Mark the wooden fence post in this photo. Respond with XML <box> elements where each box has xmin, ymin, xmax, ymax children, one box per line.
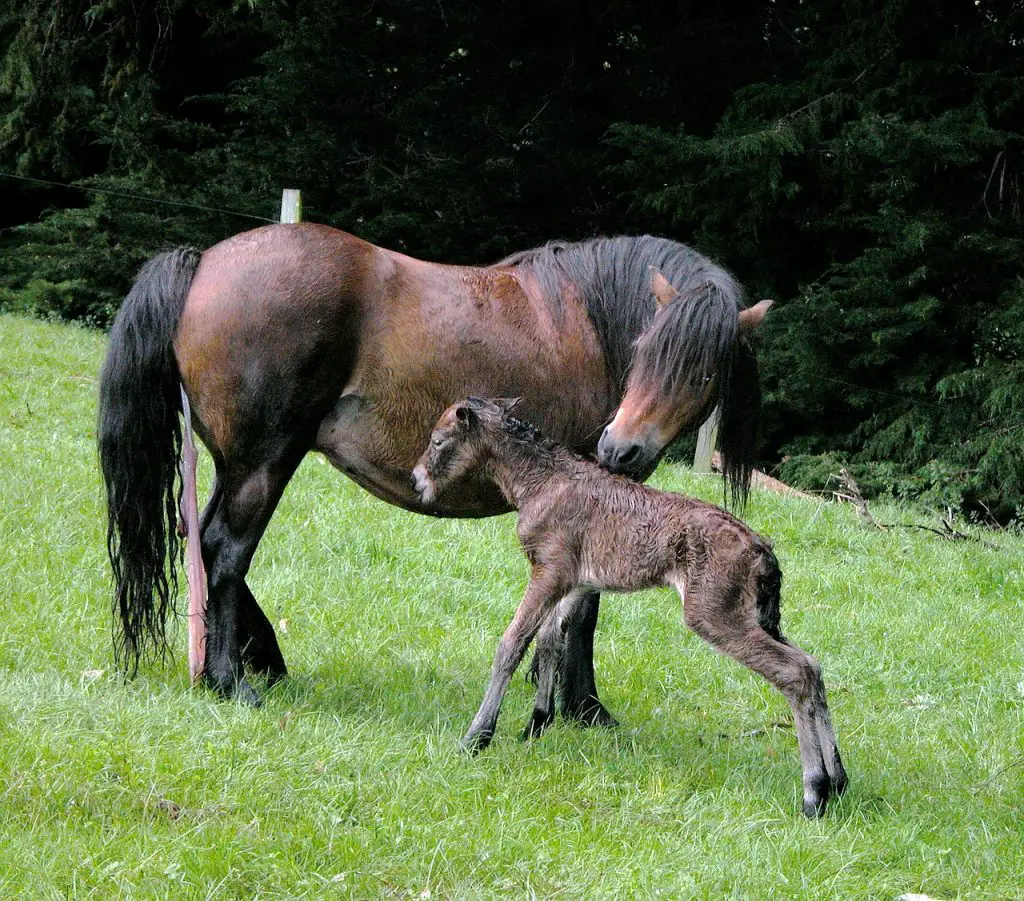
<box><xmin>181</xmin><ymin>387</ymin><xmax>207</xmax><ymax>685</ymax></box>
<box><xmin>280</xmin><ymin>188</ymin><xmax>302</xmax><ymax>224</ymax></box>
<box><xmin>692</xmin><ymin>405</ymin><xmax>720</xmax><ymax>474</ymax></box>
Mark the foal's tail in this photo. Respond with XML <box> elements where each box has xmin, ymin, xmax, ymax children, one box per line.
<box><xmin>98</xmin><ymin>248</ymin><xmax>202</xmax><ymax>675</ymax></box>
<box><xmin>754</xmin><ymin>542</ymin><xmax>784</xmax><ymax>642</ymax></box>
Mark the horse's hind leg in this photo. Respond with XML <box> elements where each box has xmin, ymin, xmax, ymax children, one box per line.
<box><xmin>680</xmin><ymin>580</ymin><xmax>842</xmax><ymax>818</ymax></box>
<box><xmin>201</xmin><ymin>475</ymin><xmax>287</xmax><ymax>683</ymax></box>
<box><xmin>201</xmin><ymin>450</ymin><xmax>305</xmax><ymax>704</ymax></box>
<box><xmin>557</xmin><ymin>590</ymin><xmax>618</xmax><ymax>728</ymax></box>
<box><xmin>236</xmin><ymin>582</ymin><xmax>287</xmax><ymax>682</ymax></box>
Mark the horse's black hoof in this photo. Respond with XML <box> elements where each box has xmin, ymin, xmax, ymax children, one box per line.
<box><xmin>563</xmin><ymin>698</ymin><xmax>618</xmax><ymax>729</ymax></box>
<box><xmin>802</xmin><ymin>797</ymin><xmax>827</xmax><ymax>819</ymax></box>
<box><xmin>522</xmin><ymin>708</ymin><xmax>554</xmax><ymax>742</ymax></box>
<box><xmin>234</xmin><ymin>678</ymin><xmax>263</xmax><ymax>708</ymax></box>
<box><xmin>244</xmin><ymin>646</ymin><xmax>288</xmax><ymax>683</ymax></box>
<box><xmin>260</xmin><ymin>665</ymin><xmax>288</xmax><ymax>688</ymax></box>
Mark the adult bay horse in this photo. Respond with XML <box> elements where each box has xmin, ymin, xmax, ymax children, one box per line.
<box><xmin>98</xmin><ymin>224</ymin><xmax>771</xmax><ymax>710</ymax></box>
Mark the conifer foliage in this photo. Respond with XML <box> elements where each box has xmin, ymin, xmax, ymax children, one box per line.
<box><xmin>1</xmin><ymin>0</ymin><xmax>1021</xmax><ymax>517</ymax></box>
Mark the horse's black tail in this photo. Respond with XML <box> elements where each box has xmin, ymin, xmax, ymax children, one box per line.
<box><xmin>98</xmin><ymin>248</ymin><xmax>202</xmax><ymax>675</ymax></box>
<box><xmin>754</xmin><ymin>542</ymin><xmax>785</xmax><ymax>642</ymax></box>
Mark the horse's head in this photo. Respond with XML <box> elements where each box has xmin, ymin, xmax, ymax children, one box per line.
<box><xmin>413</xmin><ymin>397</ymin><xmax>519</xmax><ymax>504</ymax></box>
<box><xmin>597</xmin><ymin>268</ymin><xmax>772</xmax><ymax>485</ymax></box>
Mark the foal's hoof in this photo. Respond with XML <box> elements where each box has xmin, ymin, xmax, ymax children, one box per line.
<box><xmin>522</xmin><ymin>708</ymin><xmax>554</xmax><ymax>742</ymax></box>
<box><xmin>460</xmin><ymin>730</ymin><xmax>493</xmax><ymax>756</ymax></box>
<box><xmin>563</xmin><ymin>697</ymin><xmax>618</xmax><ymax>729</ymax></box>
<box><xmin>802</xmin><ymin>775</ymin><xmax>831</xmax><ymax>819</ymax></box>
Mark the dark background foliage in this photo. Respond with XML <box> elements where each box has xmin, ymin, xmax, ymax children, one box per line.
<box><xmin>2</xmin><ymin>0</ymin><xmax>1021</xmax><ymax>520</ymax></box>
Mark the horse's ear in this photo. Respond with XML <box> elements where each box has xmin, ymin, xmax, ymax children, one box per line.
<box><xmin>455</xmin><ymin>404</ymin><xmax>478</xmax><ymax>427</ymax></box>
<box><xmin>650</xmin><ymin>268</ymin><xmax>679</xmax><ymax>309</ymax></box>
<box><xmin>494</xmin><ymin>397</ymin><xmax>522</xmax><ymax>414</ymax></box>
<box><xmin>738</xmin><ymin>299</ymin><xmax>774</xmax><ymax>332</ymax></box>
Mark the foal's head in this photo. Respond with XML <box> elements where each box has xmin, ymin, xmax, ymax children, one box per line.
<box><xmin>597</xmin><ymin>268</ymin><xmax>772</xmax><ymax>484</ymax></box>
<box><xmin>412</xmin><ymin>397</ymin><xmax>520</xmax><ymax>504</ymax></box>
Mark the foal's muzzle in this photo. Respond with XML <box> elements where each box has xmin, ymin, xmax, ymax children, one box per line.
<box><xmin>411</xmin><ymin>464</ymin><xmax>436</xmax><ymax>504</ymax></box>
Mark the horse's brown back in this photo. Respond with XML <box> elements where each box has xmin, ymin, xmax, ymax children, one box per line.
<box><xmin>174</xmin><ymin>223</ymin><xmax>616</xmax><ymax>514</ymax></box>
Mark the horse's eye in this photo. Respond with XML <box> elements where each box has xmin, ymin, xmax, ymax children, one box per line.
<box><xmin>432</xmin><ymin>437</ymin><xmax>445</xmax><ymax>448</ymax></box>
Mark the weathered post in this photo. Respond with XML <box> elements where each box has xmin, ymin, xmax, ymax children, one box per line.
<box><xmin>280</xmin><ymin>188</ymin><xmax>302</xmax><ymax>224</ymax></box>
<box><xmin>692</xmin><ymin>406</ymin><xmax>720</xmax><ymax>474</ymax></box>
<box><xmin>181</xmin><ymin>387</ymin><xmax>207</xmax><ymax>684</ymax></box>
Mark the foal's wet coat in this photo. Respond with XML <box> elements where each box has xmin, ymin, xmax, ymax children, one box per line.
<box><xmin>414</xmin><ymin>398</ymin><xmax>848</xmax><ymax>818</ymax></box>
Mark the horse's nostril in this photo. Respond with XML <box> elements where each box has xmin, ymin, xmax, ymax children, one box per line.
<box><xmin>618</xmin><ymin>444</ymin><xmax>642</xmax><ymax>467</ymax></box>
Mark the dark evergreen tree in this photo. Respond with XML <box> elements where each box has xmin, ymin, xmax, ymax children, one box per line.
<box><xmin>611</xmin><ymin>0</ymin><xmax>1024</xmax><ymax>518</ymax></box>
<box><xmin>1</xmin><ymin>0</ymin><xmax>1020</xmax><ymax>517</ymax></box>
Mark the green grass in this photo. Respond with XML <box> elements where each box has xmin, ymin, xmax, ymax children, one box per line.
<box><xmin>1</xmin><ymin>312</ymin><xmax>1022</xmax><ymax>899</ymax></box>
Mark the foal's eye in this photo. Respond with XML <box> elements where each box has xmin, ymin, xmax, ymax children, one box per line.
<box><xmin>431</xmin><ymin>437</ymin><xmax>445</xmax><ymax>448</ymax></box>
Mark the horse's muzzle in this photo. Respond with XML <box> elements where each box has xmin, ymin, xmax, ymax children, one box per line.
<box><xmin>596</xmin><ymin>426</ymin><xmax>654</xmax><ymax>479</ymax></box>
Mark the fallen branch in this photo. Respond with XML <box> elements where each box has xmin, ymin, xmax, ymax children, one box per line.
<box><xmin>834</xmin><ymin>468</ymin><xmax>882</xmax><ymax>529</ymax></box>
<box><xmin>832</xmin><ymin>469</ymin><xmax>999</xmax><ymax>548</ymax></box>
<box><xmin>710</xmin><ymin>451</ymin><xmax>821</xmax><ymax>501</ymax></box>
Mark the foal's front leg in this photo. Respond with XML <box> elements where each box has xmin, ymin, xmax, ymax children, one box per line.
<box><xmin>462</xmin><ymin>569</ymin><xmax>565</xmax><ymax>753</ymax></box>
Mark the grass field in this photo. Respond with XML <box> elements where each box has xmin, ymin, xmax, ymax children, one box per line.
<box><xmin>1</xmin><ymin>313</ymin><xmax>1022</xmax><ymax>899</ymax></box>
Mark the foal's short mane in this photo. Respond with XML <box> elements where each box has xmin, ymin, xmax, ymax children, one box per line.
<box><xmin>499</xmin><ymin>413</ymin><xmax>582</xmax><ymax>464</ymax></box>
<box><xmin>495</xmin><ymin>235</ymin><xmax>761</xmax><ymax>508</ymax></box>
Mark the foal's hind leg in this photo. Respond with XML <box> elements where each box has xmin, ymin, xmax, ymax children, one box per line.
<box><xmin>523</xmin><ymin>599</ymin><xmax>572</xmax><ymax>740</ymax></box>
<box><xmin>201</xmin><ymin>477</ymin><xmax>286</xmax><ymax>683</ymax></box>
<box><xmin>680</xmin><ymin>580</ymin><xmax>843</xmax><ymax>818</ymax></box>
<box><xmin>201</xmin><ymin>452</ymin><xmax>304</xmax><ymax>704</ymax></box>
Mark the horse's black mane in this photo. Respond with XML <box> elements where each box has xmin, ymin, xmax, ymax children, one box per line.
<box><xmin>494</xmin><ymin>235</ymin><xmax>761</xmax><ymax>508</ymax></box>
<box><xmin>496</xmin><ymin>235</ymin><xmax>739</xmax><ymax>390</ymax></box>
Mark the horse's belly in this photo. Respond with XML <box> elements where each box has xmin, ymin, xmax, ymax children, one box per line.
<box><xmin>313</xmin><ymin>392</ymin><xmax>509</xmax><ymax>518</ymax></box>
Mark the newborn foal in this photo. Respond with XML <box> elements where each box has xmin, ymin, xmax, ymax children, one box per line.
<box><xmin>412</xmin><ymin>397</ymin><xmax>848</xmax><ymax>817</ymax></box>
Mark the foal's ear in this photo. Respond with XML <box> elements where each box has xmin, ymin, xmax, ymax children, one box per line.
<box><xmin>738</xmin><ymin>298</ymin><xmax>774</xmax><ymax>333</ymax></box>
<box><xmin>493</xmin><ymin>397</ymin><xmax>522</xmax><ymax>414</ymax></box>
<box><xmin>650</xmin><ymin>268</ymin><xmax>679</xmax><ymax>309</ymax></box>
<box><xmin>455</xmin><ymin>404</ymin><xmax>479</xmax><ymax>427</ymax></box>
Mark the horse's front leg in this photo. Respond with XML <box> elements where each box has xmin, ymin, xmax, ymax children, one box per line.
<box><xmin>463</xmin><ymin>571</ymin><xmax>565</xmax><ymax>753</ymax></box>
<box><xmin>557</xmin><ymin>590</ymin><xmax>619</xmax><ymax>727</ymax></box>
